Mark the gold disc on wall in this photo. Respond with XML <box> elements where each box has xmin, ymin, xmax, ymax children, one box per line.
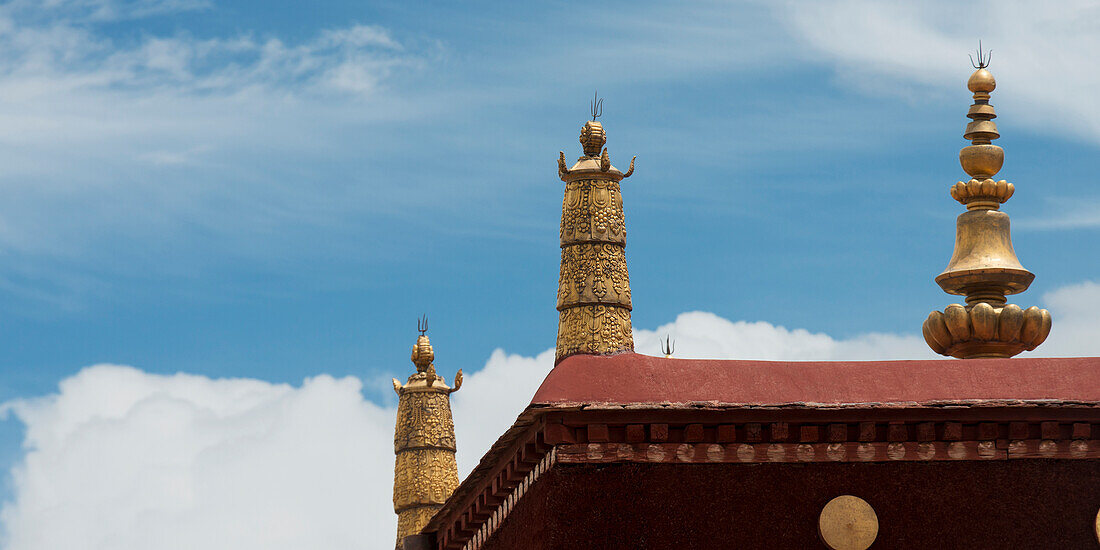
<box><xmin>818</xmin><ymin>495</ymin><xmax>878</xmax><ymax>550</ymax></box>
<box><xmin>1094</xmin><ymin>508</ymin><xmax>1100</xmax><ymax>544</ymax></box>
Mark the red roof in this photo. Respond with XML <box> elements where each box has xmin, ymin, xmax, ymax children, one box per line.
<box><xmin>533</xmin><ymin>353</ymin><xmax>1100</xmax><ymax>407</ymax></box>
<box><xmin>425</xmin><ymin>353</ymin><xmax>1100</xmax><ymax>549</ymax></box>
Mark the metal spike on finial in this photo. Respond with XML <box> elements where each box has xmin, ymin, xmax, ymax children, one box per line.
<box><xmin>969</xmin><ymin>40</ymin><xmax>991</xmax><ymax>69</ymax></box>
<box><xmin>661</xmin><ymin>335</ymin><xmax>675</xmax><ymax>358</ymax></box>
<box><xmin>590</xmin><ymin>90</ymin><xmax>603</xmax><ymax>120</ymax></box>
<box><xmin>417</xmin><ymin>315</ymin><xmax>428</xmax><ymax>335</ymax></box>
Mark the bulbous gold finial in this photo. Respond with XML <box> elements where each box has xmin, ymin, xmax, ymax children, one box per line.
<box><xmin>923</xmin><ymin>48</ymin><xmax>1051</xmax><ymax>359</ymax></box>
<box><xmin>967</xmin><ymin>68</ymin><xmax>995</xmax><ymax>93</ymax></box>
<box><xmin>580</xmin><ymin>121</ymin><xmax>606</xmax><ymax>157</ymax></box>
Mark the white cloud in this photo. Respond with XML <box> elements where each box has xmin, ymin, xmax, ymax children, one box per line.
<box><xmin>1</xmin><ymin>366</ymin><xmax>397</xmax><ymax>549</ymax></box>
<box><xmin>3</xmin><ymin>287</ymin><xmax>1099</xmax><ymax>548</ymax></box>
<box><xmin>1035</xmin><ymin>280</ymin><xmax>1100</xmax><ymax>357</ymax></box>
<box><xmin>450</xmin><ymin>348</ymin><xmax>556</xmax><ymax>475</ymax></box>
<box><xmin>1016</xmin><ymin>199</ymin><xmax>1100</xmax><ymax>230</ymax></box>
<box><xmin>634</xmin><ymin>311</ymin><xmax>935</xmax><ymax>361</ymax></box>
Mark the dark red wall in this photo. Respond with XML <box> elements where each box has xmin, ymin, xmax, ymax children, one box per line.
<box><xmin>482</xmin><ymin>460</ymin><xmax>1100</xmax><ymax>549</ymax></box>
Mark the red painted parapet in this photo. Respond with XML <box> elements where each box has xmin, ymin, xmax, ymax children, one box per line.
<box><xmin>532</xmin><ymin>353</ymin><xmax>1100</xmax><ymax>406</ymax></box>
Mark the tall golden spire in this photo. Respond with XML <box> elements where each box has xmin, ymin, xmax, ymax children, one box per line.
<box><xmin>391</xmin><ymin>318</ymin><xmax>461</xmax><ymax>549</ymax></box>
<box><xmin>922</xmin><ymin>49</ymin><xmax>1051</xmax><ymax>358</ymax></box>
<box><xmin>555</xmin><ymin>95</ymin><xmax>637</xmax><ymax>363</ymax></box>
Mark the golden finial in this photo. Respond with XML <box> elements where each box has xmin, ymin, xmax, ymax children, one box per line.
<box><xmin>555</xmin><ymin>97</ymin><xmax>637</xmax><ymax>362</ymax></box>
<box><xmin>922</xmin><ymin>46</ymin><xmax>1052</xmax><ymax>359</ymax></box>
<box><xmin>396</xmin><ymin>315</ymin><xmax>461</xmax><ymax>393</ymax></box>
<box><xmin>392</xmin><ymin>319</ymin><xmax>461</xmax><ymax>548</ymax></box>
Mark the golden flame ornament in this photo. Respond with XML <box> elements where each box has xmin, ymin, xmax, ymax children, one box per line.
<box><xmin>923</xmin><ymin>54</ymin><xmax>1051</xmax><ymax>358</ymax></box>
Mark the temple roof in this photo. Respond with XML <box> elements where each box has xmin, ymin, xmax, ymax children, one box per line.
<box><xmin>533</xmin><ymin>353</ymin><xmax>1100</xmax><ymax>408</ymax></box>
<box><xmin>422</xmin><ymin>354</ymin><xmax>1100</xmax><ymax>548</ymax></box>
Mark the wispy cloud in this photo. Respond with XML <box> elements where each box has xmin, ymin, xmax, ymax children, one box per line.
<box><xmin>1</xmin><ymin>0</ymin><xmax>1097</xmax><ymax>314</ymax></box>
<box><xmin>0</xmin><ymin>13</ymin><xmax>413</xmax><ymax>104</ymax></box>
<box><xmin>0</xmin><ymin>2</ymin><xmax>441</xmax><ymax>308</ymax></box>
<box><xmin>5</xmin><ymin>0</ymin><xmax>212</xmax><ymax>22</ymax></box>
<box><xmin>1016</xmin><ymin>199</ymin><xmax>1100</xmax><ymax>230</ymax></box>
<box><xmin>777</xmin><ymin>0</ymin><xmax>1100</xmax><ymax>143</ymax></box>
<box><xmin>1037</xmin><ymin>280</ymin><xmax>1100</xmax><ymax>356</ymax></box>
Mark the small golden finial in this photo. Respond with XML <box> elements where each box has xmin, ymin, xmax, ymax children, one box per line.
<box><xmin>562</xmin><ymin>92</ymin><xmax>634</xmax><ymax>178</ymax></box>
<box><xmin>411</xmin><ymin>315</ymin><xmax>434</xmax><ymax>373</ymax></box>
<box><xmin>661</xmin><ymin>335</ymin><xmax>675</xmax><ymax>358</ymax></box>
<box><xmin>392</xmin><ymin>317</ymin><xmax>461</xmax><ymax>548</ymax></box>
<box><xmin>922</xmin><ymin>46</ymin><xmax>1051</xmax><ymax>359</ymax></box>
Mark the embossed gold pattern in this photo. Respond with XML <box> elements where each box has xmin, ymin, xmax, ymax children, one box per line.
<box><xmin>556</xmin><ymin>304</ymin><xmax>635</xmax><ymax>359</ymax></box>
<box><xmin>393</xmin><ymin>449</ymin><xmax>459</xmax><ymax>508</ymax></box>
<box><xmin>396</xmin><ymin>506</ymin><xmax>440</xmax><ymax>547</ymax></box>
<box><xmin>556</xmin><ymin>243</ymin><xmax>631</xmax><ymax>309</ymax></box>
<box><xmin>560</xmin><ymin>178</ymin><xmax>626</xmax><ymax>245</ymax></box>
<box><xmin>392</xmin><ymin>332</ymin><xmax>461</xmax><ymax>548</ymax></box>
<box><xmin>555</xmin><ymin>117</ymin><xmax>636</xmax><ymax>362</ymax></box>
<box><xmin>923</xmin><ymin>57</ymin><xmax>1051</xmax><ymax>358</ymax></box>
<box><xmin>394</xmin><ymin>391</ymin><xmax>457</xmax><ymax>451</ymax></box>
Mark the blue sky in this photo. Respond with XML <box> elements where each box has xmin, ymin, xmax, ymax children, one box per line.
<box><xmin>0</xmin><ymin>0</ymin><xmax>1098</xmax><ymax>546</ymax></box>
